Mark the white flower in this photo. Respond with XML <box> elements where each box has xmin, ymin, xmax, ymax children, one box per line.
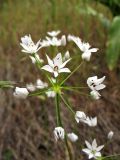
<box><xmin>63</xmin><ymin>51</ymin><xmax>70</xmax><ymax>61</ymax></box>
<box><xmin>67</xmin><ymin>133</ymin><xmax>78</xmax><ymax>142</ymax></box>
<box><xmin>67</xmin><ymin>35</ymin><xmax>81</xmax><ymax>44</ymax></box>
<box><xmin>39</xmin><ymin>39</ymin><xmax>50</xmax><ymax>48</ymax></box>
<box><xmin>45</xmin><ymin>36</ymin><xmax>62</xmax><ymax>46</ymax></box>
<box><xmin>75</xmin><ymin>111</ymin><xmax>97</xmax><ymax>127</ymax></box>
<box><xmin>80</xmin><ymin>42</ymin><xmax>98</xmax><ymax>61</ymax></box>
<box><xmin>41</xmin><ymin>34</ymin><xmax>66</xmax><ymax>47</ymax></box>
<box><xmin>90</xmin><ymin>90</ymin><xmax>101</xmax><ymax>100</ymax></box>
<box><xmin>41</xmin><ymin>53</ymin><xmax>71</xmax><ymax>77</ymax></box>
<box><xmin>46</xmin><ymin>90</ymin><xmax>56</xmax><ymax>98</ymax></box>
<box><xmin>85</xmin><ymin>117</ymin><xmax>97</xmax><ymax>127</ymax></box>
<box><xmin>87</xmin><ymin>76</ymin><xmax>106</xmax><ymax>99</ymax></box>
<box><xmin>47</xmin><ymin>30</ymin><xmax>61</xmax><ymax>37</ymax></box>
<box><xmin>53</xmin><ymin>127</ymin><xmax>65</xmax><ymax>141</ymax></box>
<box><xmin>67</xmin><ymin>35</ymin><xmax>98</xmax><ymax>61</ymax></box>
<box><xmin>36</xmin><ymin>79</ymin><xmax>48</xmax><ymax>89</ymax></box>
<box><xmin>107</xmin><ymin>131</ymin><xmax>114</xmax><ymax>140</ymax></box>
<box><xmin>26</xmin><ymin>83</ymin><xmax>36</xmax><ymax>92</ymax></box>
<box><xmin>30</xmin><ymin>54</ymin><xmax>43</xmax><ymax>64</ymax></box>
<box><xmin>61</xmin><ymin>35</ymin><xmax>66</xmax><ymax>46</ymax></box>
<box><xmin>82</xmin><ymin>139</ymin><xmax>104</xmax><ymax>159</ymax></box>
<box><xmin>20</xmin><ymin>35</ymin><xmax>41</xmax><ymax>54</ymax></box>
<box><xmin>13</xmin><ymin>87</ymin><xmax>29</xmax><ymax>99</ymax></box>
<box><xmin>75</xmin><ymin>111</ymin><xmax>87</xmax><ymax>123</ymax></box>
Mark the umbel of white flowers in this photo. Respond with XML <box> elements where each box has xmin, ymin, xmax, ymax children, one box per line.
<box><xmin>82</xmin><ymin>139</ymin><xmax>104</xmax><ymax>159</ymax></box>
<box><xmin>68</xmin><ymin>35</ymin><xmax>98</xmax><ymax>61</ymax></box>
<box><xmin>53</xmin><ymin>127</ymin><xmax>65</xmax><ymax>141</ymax></box>
<box><xmin>13</xmin><ymin>87</ymin><xmax>29</xmax><ymax>99</ymax></box>
<box><xmin>41</xmin><ymin>53</ymin><xmax>71</xmax><ymax>77</ymax></box>
<box><xmin>87</xmin><ymin>76</ymin><xmax>106</xmax><ymax>99</ymax></box>
<box><xmin>75</xmin><ymin>111</ymin><xmax>97</xmax><ymax>127</ymax></box>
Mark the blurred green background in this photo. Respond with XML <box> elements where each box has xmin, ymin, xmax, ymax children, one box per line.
<box><xmin>0</xmin><ymin>0</ymin><xmax>120</xmax><ymax>160</ymax></box>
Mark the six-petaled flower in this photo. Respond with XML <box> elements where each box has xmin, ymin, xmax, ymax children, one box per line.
<box><xmin>41</xmin><ymin>53</ymin><xmax>71</xmax><ymax>77</ymax></box>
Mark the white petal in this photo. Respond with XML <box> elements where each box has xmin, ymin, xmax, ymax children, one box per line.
<box><xmin>54</xmin><ymin>71</ymin><xmax>59</xmax><ymax>77</ymax></box>
<box><xmin>82</xmin><ymin>52</ymin><xmax>91</xmax><ymax>61</ymax></box>
<box><xmin>89</xmin><ymin>153</ymin><xmax>94</xmax><ymax>159</ymax></box>
<box><xmin>64</xmin><ymin>51</ymin><xmax>70</xmax><ymax>61</ymax></box>
<box><xmin>41</xmin><ymin>65</ymin><xmax>53</xmax><ymax>73</ymax></box>
<box><xmin>46</xmin><ymin>55</ymin><xmax>54</xmax><ymax>68</ymax></box>
<box><xmin>21</xmin><ymin>50</ymin><xmax>32</xmax><ymax>53</ymax></box>
<box><xmin>95</xmin><ymin>152</ymin><xmax>101</xmax><ymax>157</ymax></box>
<box><xmin>96</xmin><ymin>145</ymin><xmax>104</xmax><ymax>152</ymax></box>
<box><xmin>85</xmin><ymin>141</ymin><xmax>92</xmax><ymax>150</ymax></box>
<box><xmin>92</xmin><ymin>139</ymin><xmax>97</xmax><ymax>149</ymax></box>
<box><xmin>61</xmin><ymin>35</ymin><xmax>66</xmax><ymax>46</ymax></box>
<box><xmin>90</xmin><ymin>90</ymin><xmax>101</xmax><ymax>100</ymax></box>
<box><xmin>95</xmin><ymin>76</ymin><xmax>106</xmax><ymax>85</ymax></box>
<box><xmin>89</xmin><ymin>48</ymin><xmax>98</xmax><ymax>52</ymax></box>
<box><xmin>53</xmin><ymin>53</ymin><xmax>62</xmax><ymax>66</ymax></box>
<box><xmin>95</xmin><ymin>84</ymin><xmax>106</xmax><ymax>90</ymax></box>
<box><xmin>60</xmin><ymin>58</ymin><xmax>71</xmax><ymax>69</ymax></box>
<box><xmin>59</xmin><ymin>68</ymin><xmax>71</xmax><ymax>73</ymax></box>
<box><xmin>20</xmin><ymin>43</ymin><xmax>30</xmax><ymax>51</ymax></box>
<box><xmin>82</xmin><ymin>148</ymin><xmax>91</xmax><ymax>154</ymax></box>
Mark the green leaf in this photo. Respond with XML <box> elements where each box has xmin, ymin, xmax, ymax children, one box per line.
<box><xmin>106</xmin><ymin>16</ymin><xmax>120</xmax><ymax>70</ymax></box>
<box><xmin>0</xmin><ymin>81</ymin><xmax>15</xmax><ymax>88</ymax></box>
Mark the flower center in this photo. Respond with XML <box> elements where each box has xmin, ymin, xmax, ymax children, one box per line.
<box><xmin>92</xmin><ymin>150</ymin><xmax>96</xmax><ymax>155</ymax></box>
<box><xmin>54</xmin><ymin>66</ymin><xmax>58</xmax><ymax>71</ymax></box>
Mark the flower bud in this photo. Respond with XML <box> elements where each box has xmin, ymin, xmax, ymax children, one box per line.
<box><xmin>67</xmin><ymin>133</ymin><xmax>78</xmax><ymax>142</ymax></box>
<box><xmin>75</xmin><ymin>111</ymin><xmax>86</xmax><ymax>123</ymax></box>
<box><xmin>61</xmin><ymin>35</ymin><xmax>66</xmax><ymax>46</ymax></box>
<box><xmin>53</xmin><ymin>127</ymin><xmax>65</xmax><ymax>141</ymax></box>
<box><xmin>13</xmin><ymin>87</ymin><xmax>29</xmax><ymax>99</ymax></box>
<box><xmin>107</xmin><ymin>131</ymin><xmax>114</xmax><ymax>140</ymax></box>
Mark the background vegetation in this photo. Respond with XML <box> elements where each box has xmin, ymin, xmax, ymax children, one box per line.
<box><xmin>0</xmin><ymin>0</ymin><xmax>120</xmax><ymax>160</ymax></box>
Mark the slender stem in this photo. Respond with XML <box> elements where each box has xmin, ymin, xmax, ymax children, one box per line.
<box><xmin>61</xmin><ymin>86</ymin><xmax>88</xmax><ymax>89</ymax></box>
<box><xmin>29</xmin><ymin>87</ymin><xmax>52</xmax><ymax>97</ymax></box>
<box><xmin>55</xmin><ymin>93</ymin><xmax>73</xmax><ymax>160</ymax></box>
<box><xmin>102</xmin><ymin>154</ymin><xmax>120</xmax><ymax>159</ymax></box>
<box><xmin>60</xmin><ymin>94</ymin><xmax>75</xmax><ymax>115</ymax></box>
<box><xmin>55</xmin><ymin>93</ymin><xmax>62</xmax><ymax>126</ymax></box>
<box><xmin>63</xmin><ymin>87</ymin><xmax>90</xmax><ymax>97</ymax></box>
<box><xmin>65</xmin><ymin>135</ymin><xmax>73</xmax><ymax>160</ymax></box>
<box><xmin>60</xmin><ymin>61</ymin><xmax>84</xmax><ymax>85</ymax></box>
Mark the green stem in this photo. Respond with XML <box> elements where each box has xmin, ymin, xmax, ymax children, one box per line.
<box><xmin>102</xmin><ymin>154</ymin><xmax>120</xmax><ymax>159</ymax></box>
<box><xmin>55</xmin><ymin>93</ymin><xmax>73</xmax><ymax>160</ymax></box>
<box><xmin>60</xmin><ymin>94</ymin><xmax>75</xmax><ymax>115</ymax></box>
<box><xmin>28</xmin><ymin>87</ymin><xmax>51</xmax><ymax>97</ymax></box>
<box><xmin>65</xmin><ymin>135</ymin><xmax>73</xmax><ymax>160</ymax></box>
<box><xmin>60</xmin><ymin>61</ymin><xmax>84</xmax><ymax>86</ymax></box>
<box><xmin>55</xmin><ymin>93</ymin><xmax>62</xmax><ymax>126</ymax></box>
<box><xmin>63</xmin><ymin>87</ymin><xmax>90</xmax><ymax>97</ymax></box>
<box><xmin>62</xmin><ymin>86</ymin><xmax>88</xmax><ymax>89</ymax></box>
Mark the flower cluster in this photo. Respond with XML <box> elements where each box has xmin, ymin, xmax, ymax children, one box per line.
<box><xmin>12</xmin><ymin>30</ymin><xmax>114</xmax><ymax>160</ymax></box>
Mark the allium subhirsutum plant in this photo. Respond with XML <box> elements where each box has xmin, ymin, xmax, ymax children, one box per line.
<box><xmin>1</xmin><ymin>30</ymin><xmax>119</xmax><ymax>160</ymax></box>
